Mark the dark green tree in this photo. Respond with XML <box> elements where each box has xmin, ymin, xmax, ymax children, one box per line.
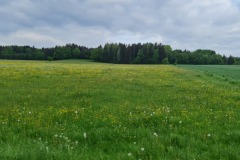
<box><xmin>227</xmin><ymin>55</ymin><xmax>235</xmax><ymax>65</ymax></box>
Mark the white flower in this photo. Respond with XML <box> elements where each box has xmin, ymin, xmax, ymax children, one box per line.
<box><xmin>207</xmin><ymin>134</ymin><xmax>211</xmax><ymax>137</ymax></box>
<box><xmin>54</xmin><ymin>134</ymin><xmax>58</xmax><ymax>138</ymax></box>
<box><xmin>84</xmin><ymin>132</ymin><xmax>87</xmax><ymax>139</ymax></box>
<box><xmin>128</xmin><ymin>153</ymin><xmax>132</xmax><ymax>156</ymax></box>
<box><xmin>75</xmin><ymin>111</ymin><xmax>78</xmax><ymax>114</ymax></box>
<box><xmin>133</xmin><ymin>142</ymin><xmax>136</xmax><ymax>144</ymax></box>
<box><xmin>141</xmin><ymin>148</ymin><xmax>144</xmax><ymax>151</ymax></box>
<box><xmin>75</xmin><ymin>141</ymin><xmax>79</xmax><ymax>144</ymax></box>
<box><xmin>179</xmin><ymin>121</ymin><xmax>182</xmax><ymax>124</ymax></box>
<box><xmin>154</xmin><ymin>133</ymin><xmax>158</xmax><ymax>137</ymax></box>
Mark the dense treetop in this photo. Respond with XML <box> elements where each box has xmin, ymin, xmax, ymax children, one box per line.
<box><xmin>0</xmin><ymin>43</ymin><xmax>239</xmax><ymax>65</ymax></box>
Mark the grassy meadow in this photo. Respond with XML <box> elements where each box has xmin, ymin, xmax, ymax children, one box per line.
<box><xmin>0</xmin><ymin>60</ymin><xmax>240</xmax><ymax>159</ymax></box>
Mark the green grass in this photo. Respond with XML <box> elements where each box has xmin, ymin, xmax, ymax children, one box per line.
<box><xmin>179</xmin><ymin>65</ymin><xmax>240</xmax><ymax>85</ymax></box>
<box><xmin>0</xmin><ymin>60</ymin><xmax>240</xmax><ymax>159</ymax></box>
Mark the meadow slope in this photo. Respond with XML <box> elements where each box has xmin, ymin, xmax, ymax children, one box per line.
<box><xmin>0</xmin><ymin>60</ymin><xmax>240</xmax><ymax>160</ymax></box>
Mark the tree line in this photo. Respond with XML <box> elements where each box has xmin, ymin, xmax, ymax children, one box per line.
<box><xmin>0</xmin><ymin>43</ymin><xmax>239</xmax><ymax>65</ymax></box>
<box><xmin>0</xmin><ymin>44</ymin><xmax>91</xmax><ymax>60</ymax></box>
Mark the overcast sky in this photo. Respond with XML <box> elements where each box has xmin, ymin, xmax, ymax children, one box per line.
<box><xmin>0</xmin><ymin>0</ymin><xmax>240</xmax><ymax>56</ymax></box>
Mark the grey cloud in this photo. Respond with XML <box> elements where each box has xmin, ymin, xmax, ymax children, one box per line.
<box><xmin>0</xmin><ymin>0</ymin><xmax>239</xmax><ymax>56</ymax></box>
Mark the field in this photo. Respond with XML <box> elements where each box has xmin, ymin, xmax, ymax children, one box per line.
<box><xmin>0</xmin><ymin>60</ymin><xmax>240</xmax><ymax>160</ymax></box>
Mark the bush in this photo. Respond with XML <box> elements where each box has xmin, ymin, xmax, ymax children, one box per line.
<box><xmin>162</xmin><ymin>58</ymin><xmax>169</xmax><ymax>64</ymax></box>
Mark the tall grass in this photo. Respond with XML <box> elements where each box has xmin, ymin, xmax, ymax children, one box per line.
<box><xmin>0</xmin><ymin>60</ymin><xmax>240</xmax><ymax>159</ymax></box>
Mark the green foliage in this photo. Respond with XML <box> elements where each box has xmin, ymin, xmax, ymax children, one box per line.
<box><xmin>234</xmin><ymin>60</ymin><xmax>240</xmax><ymax>65</ymax></box>
<box><xmin>134</xmin><ymin>49</ymin><xmax>145</xmax><ymax>64</ymax></box>
<box><xmin>162</xmin><ymin>58</ymin><xmax>169</xmax><ymax>64</ymax></box>
<box><xmin>0</xmin><ymin>44</ymin><xmax>239</xmax><ymax>65</ymax></box>
<box><xmin>72</xmin><ymin>48</ymin><xmax>81</xmax><ymax>59</ymax></box>
<box><xmin>0</xmin><ymin>44</ymin><xmax>92</xmax><ymax>61</ymax></box>
<box><xmin>227</xmin><ymin>55</ymin><xmax>236</xmax><ymax>65</ymax></box>
<box><xmin>163</xmin><ymin>45</ymin><xmax>172</xmax><ymax>54</ymax></box>
<box><xmin>48</xmin><ymin>56</ymin><xmax>53</xmax><ymax>62</ymax></box>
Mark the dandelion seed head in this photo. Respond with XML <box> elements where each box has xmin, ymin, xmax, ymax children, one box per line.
<box><xmin>141</xmin><ymin>147</ymin><xmax>144</xmax><ymax>151</ymax></box>
<box><xmin>128</xmin><ymin>153</ymin><xmax>132</xmax><ymax>156</ymax></box>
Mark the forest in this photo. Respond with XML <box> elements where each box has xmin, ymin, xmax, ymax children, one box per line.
<box><xmin>0</xmin><ymin>43</ymin><xmax>239</xmax><ymax>65</ymax></box>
